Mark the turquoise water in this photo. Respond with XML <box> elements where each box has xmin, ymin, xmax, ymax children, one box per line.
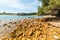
<box><xmin>0</xmin><ymin>15</ymin><xmax>44</xmax><ymax>20</ymax></box>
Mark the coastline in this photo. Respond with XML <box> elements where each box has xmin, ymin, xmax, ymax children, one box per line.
<box><xmin>0</xmin><ymin>17</ymin><xmax>60</xmax><ymax>40</ymax></box>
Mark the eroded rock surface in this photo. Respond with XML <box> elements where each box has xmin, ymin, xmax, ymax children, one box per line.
<box><xmin>1</xmin><ymin>18</ymin><xmax>60</xmax><ymax>40</ymax></box>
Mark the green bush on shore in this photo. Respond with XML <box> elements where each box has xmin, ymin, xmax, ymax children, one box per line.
<box><xmin>38</xmin><ymin>0</ymin><xmax>60</xmax><ymax>16</ymax></box>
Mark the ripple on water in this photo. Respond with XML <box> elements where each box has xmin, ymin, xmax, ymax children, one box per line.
<box><xmin>0</xmin><ymin>15</ymin><xmax>44</xmax><ymax>20</ymax></box>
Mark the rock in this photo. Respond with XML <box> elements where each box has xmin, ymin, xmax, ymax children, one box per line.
<box><xmin>2</xmin><ymin>18</ymin><xmax>60</xmax><ymax>40</ymax></box>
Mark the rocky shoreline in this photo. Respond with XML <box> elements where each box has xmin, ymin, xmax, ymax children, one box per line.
<box><xmin>0</xmin><ymin>18</ymin><xmax>60</xmax><ymax>40</ymax></box>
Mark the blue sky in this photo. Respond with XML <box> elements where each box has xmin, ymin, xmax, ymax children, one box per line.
<box><xmin>0</xmin><ymin>0</ymin><xmax>42</xmax><ymax>13</ymax></box>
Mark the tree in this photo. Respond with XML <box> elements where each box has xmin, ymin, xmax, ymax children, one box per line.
<box><xmin>42</xmin><ymin>0</ymin><xmax>49</xmax><ymax>7</ymax></box>
<box><xmin>38</xmin><ymin>0</ymin><xmax>60</xmax><ymax>16</ymax></box>
<box><xmin>49</xmin><ymin>0</ymin><xmax>60</xmax><ymax>7</ymax></box>
<box><xmin>3</xmin><ymin>12</ymin><xmax>6</xmax><ymax>14</ymax></box>
<box><xmin>37</xmin><ymin>6</ymin><xmax>42</xmax><ymax>16</ymax></box>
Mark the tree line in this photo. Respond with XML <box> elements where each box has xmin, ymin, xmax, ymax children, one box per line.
<box><xmin>38</xmin><ymin>0</ymin><xmax>60</xmax><ymax>16</ymax></box>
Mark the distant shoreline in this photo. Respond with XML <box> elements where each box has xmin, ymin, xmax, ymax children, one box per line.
<box><xmin>0</xmin><ymin>13</ymin><xmax>37</xmax><ymax>16</ymax></box>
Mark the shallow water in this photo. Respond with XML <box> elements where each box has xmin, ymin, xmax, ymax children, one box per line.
<box><xmin>0</xmin><ymin>15</ymin><xmax>44</xmax><ymax>20</ymax></box>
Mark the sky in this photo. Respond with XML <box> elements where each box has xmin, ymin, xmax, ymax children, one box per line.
<box><xmin>0</xmin><ymin>0</ymin><xmax>42</xmax><ymax>13</ymax></box>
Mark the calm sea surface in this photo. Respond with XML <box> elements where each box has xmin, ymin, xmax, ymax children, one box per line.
<box><xmin>0</xmin><ymin>15</ymin><xmax>44</xmax><ymax>20</ymax></box>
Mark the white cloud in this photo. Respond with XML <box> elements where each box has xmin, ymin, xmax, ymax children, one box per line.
<box><xmin>0</xmin><ymin>0</ymin><xmax>23</xmax><ymax>9</ymax></box>
<box><xmin>0</xmin><ymin>0</ymin><xmax>38</xmax><ymax>13</ymax></box>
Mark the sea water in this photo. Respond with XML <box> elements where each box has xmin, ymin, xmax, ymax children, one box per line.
<box><xmin>0</xmin><ymin>15</ymin><xmax>44</xmax><ymax>20</ymax></box>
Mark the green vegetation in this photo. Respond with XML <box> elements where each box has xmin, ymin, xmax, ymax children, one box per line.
<box><xmin>0</xmin><ymin>12</ymin><xmax>16</xmax><ymax>15</ymax></box>
<box><xmin>0</xmin><ymin>12</ymin><xmax>36</xmax><ymax>16</ymax></box>
<box><xmin>38</xmin><ymin>0</ymin><xmax>60</xmax><ymax>16</ymax></box>
<box><xmin>38</xmin><ymin>6</ymin><xmax>45</xmax><ymax>16</ymax></box>
<box><xmin>17</xmin><ymin>13</ymin><xmax>36</xmax><ymax>16</ymax></box>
